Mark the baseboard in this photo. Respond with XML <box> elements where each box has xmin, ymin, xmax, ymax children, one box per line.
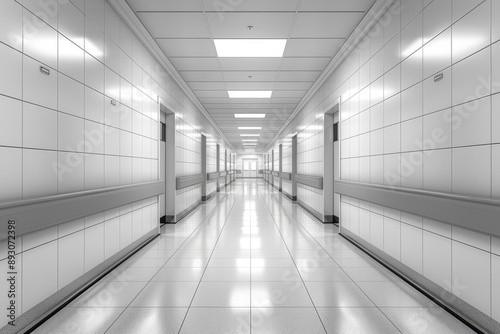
<box><xmin>323</xmin><ymin>214</ymin><xmax>339</xmax><ymax>224</ymax></box>
<box><xmin>282</xmin><ymin>190</ymin><xmax>296</xmax><ymax>202</ymax></box>
<box><xmin>176</xmin><ymin>200</ymin><xmax>201</xmax><ymax>222</ymax></box>
<box><xmin>340</xmin><ymin>229</ymin><xmax>500</xmax><ymax>334</ymax></box>
<box><xmin>297</xmin><ymin>199</ymin><xmax>323</xmax><ymax>222</ymax></box>
<box><xmin>4</xmin><ymin>229</ymin><xmax>159</xmax><ymax>334</ymax></box>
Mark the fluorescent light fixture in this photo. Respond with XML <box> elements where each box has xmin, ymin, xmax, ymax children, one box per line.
<box><xmin>240</xmin><ymin>134</ymin><xmax>260</xmax><ymax>137</ymax></box>
<box><xmin>242</xmin><ymin>139</ymin><xmax>258</xmax><ymax>142</ymax></box>
<box><xmin>234</xmin><ymin>114</ymin><xmax>266</xmax><ymax>118</ymax></box>
<box><xmin>229</xmin><ymin>91</ymin><xmax>272</xmax><ymax>98</ymax></box>
<box><xmin>238</xmin><ymin>127</ymin><xmax>262</xmax><ymax>130</ymax></box>
<box><xmin>243</xmin><ymin>143</ymin><xmax>257</xmax><ymax>146</ymax></box>
<box><xmin>214</xmin><ymin>39</ymin><xmax>287</xmax><ymax>57</ymax></box>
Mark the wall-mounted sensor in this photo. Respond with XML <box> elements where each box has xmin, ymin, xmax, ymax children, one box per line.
<box><xmin>111</xmin><ymin>100</ymin><xmax>117</xmax><ymax>106</ymax></box>
<box><xmin>40</xmin><ymin>66</ymin><xmax>50</xmax><ymax>75</ymax></box>
<box><xmin>434</xmin><ymin>73</ymin><xmax>443</xmax><ymax>82</ymax></box>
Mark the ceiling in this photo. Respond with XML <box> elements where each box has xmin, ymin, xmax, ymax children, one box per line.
<box><xmin>126</xmin><ymin>0</ymin><xmax>376</xmax><ymax>152</ymax></box>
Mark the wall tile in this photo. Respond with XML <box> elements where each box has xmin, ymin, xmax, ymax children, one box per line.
<box><xmin>451</xmin><ymin>47</ymin><xmax>490</xmax><ymax>106</ymax></box>
<box><xmin>452</xmin><ymin>226</ymin><xmax>490</xmax><ymax>252</ymax></box>
<box><xmin>23</xmin><ymin>149</ymin><xmax>58</xmax><ymax>199</ymax></box>
<box><xmin>451</xmin><ymin>96</ymin><xmax>491</xmax><ymax>147</ymax></box>
<box><xmin>370</xmin><ymin>212</ymin><xmax>384</xmax><ymax>250</ymax></box>
<box><xmin>22</xmin><ymin>11</ymin><xmax>58</xmax><ymax>69</ymax></box>
<box><xmin>58</xmin><ymin>35</ymin><xmax>84</xmax><ymax>82</ymax></box>
<box><xmin>423</xmin><ymin>28</ymin><xmax>451</xmax><ymax>79</ymax></box>
<box><xmin>23</xmin><ymin>103</ymin><xmax>57</xmax><ymax>150</ymax></box>
<box><xmin>422</xmin><ymin>0</ymin><xmax>451</xmax><ymax>43</ymax></box>
<box><xmin>22</xmin><ymin>241</ymin><xmax>58</xmax><ymax>312</ymax></box>
<box><xmin>423</xmin><ymin>231</ymin><xmax>451</xmax><ymax>291</ymax></box>
<box><xmin>23</xmin><ymin>55</ymin><xmax>58</xmax><ymax>110</ymax></box>
<box><xmin>401</xmin><ymin>13</ymin><xmax>422</xmax><ymax>59</ymax></box>
<box><xmin>452</xmin><ymin>146</ymin><xmax>491</xmax><ymax>197</ymax></box>
<box><xmin>493</xmin><ymin>145</ymin><xmax>500</xmax><ymax>199</ymax></box>
<box><xmin>423</xmin><ymin>148</ymin><xmax>451</xmax><ymax>193</ymax></box>
<box><xmin>58</xmin><ymin>73</ymin><xmax>84</xmax><ymax>118</ymax></box>
<box><xmin>384</xmin><ymin>94</ymin><xmax>401</xmax><ymax>126</ymax></box>
<box><xmin>423</xmin><ymin>218</ymin><xmax>451</xmax><ymax>238</ymax></box>
<box><xmin>422</xmin><ymin>109</ymin><xmax>452</xmax><ymax>149</ymax></box>
<box><xmin>401</xmin><ymin>118</ymin><xmax>422</xmax><ymax>152</ymax></box>
<box><xmin>58</xmin><ymin>230</ymin><xmax>85</xmax><ymax>288</ymax></box>
<box><xmin>0</xmin><ymin>95</ymin><xmax>22</xmax><ymax>147</ymax></box>
<box><xmin>0</xmin><ymin>43</ymin><xmax>22</xmax><ymax>99</ymax></box>
<box><xmin>401</xmin><ymin>82</ymin><xmax>422</xmax><ymax>121</ymax></box>
<box><xmin>401</xmin><ymin>49</ymin><xmax>422</xmax><ymax>90</ymax></box>
<box><xmin>0</xmin><ymin>0</ymin><xmax>23</xmax><ymax>50</ymax></box>
<box><xmin>401</xmin><ymin>223</ymin><xmax>423</xmax><ymax>273</ymax></box>
<box><xmin>451</xmin><ymin>0</ymin><xmax>491</xmax><ymax>64</ymax></box>
<box><xmin>84</xmin><ymin>223</ymin><xmax>104</xmax><ymax>271</ymax></box>
<box><xmin>400</xmin><ymin>151</ymin><xmax>423</xmax><ymax>189</ymax></box>
<box><xmin>0</xmin><ymin>147</ymin><xmax>22</xmax><ymax>202</ymax></box>
<box><xmin>384</xmin><ymin>217</ymin><xmax>401</xmax><ymax>260</ymax></box>
<box><xmin>58</xmin><ymin>0</ymin><xmax>84</xmax><ymax>48</ymax></box>
<box><xmin>493</xmin><ymin>254</ymin><xmax>500</xmax><ymax>322</ymax></box>
<box><xmin>452</xmin><ymin>241</ymin><xmax>491</xmax><ymax>315</ymax></box>
<box><xmin>384</xmin><ymin>124</ymin><xmax>401</xmax><ymax>154</ymax></box>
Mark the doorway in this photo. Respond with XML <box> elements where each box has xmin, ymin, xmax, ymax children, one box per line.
<box><xmin>242</xmin><ymin>159</ymin><xmax>258</xmax><ymax>178</ymax></box>
<box><xmin>324</xmin><ymin>99</ymin><xmax>340</xmax><ymax>224</ymax></box>
<box><xmin>160</xmin><ymin>103</ymin><xmax>175</xmax><ymax>223</ymax></box>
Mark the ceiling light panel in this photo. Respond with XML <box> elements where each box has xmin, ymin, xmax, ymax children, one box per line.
<box><xmin>214</xmin><ymin>39</ymin><xmax>287</xmax><ymax>57</ymax></box>
<box><xmin>234</xmin><ymin>114</ymin><xmax>266</xmax><ymax>118</ymax></box>
<box><xmin>238</xmin><ymin>127</ymin><xmax>262</xmax><ymax>130</ymax></box>
<box><xmin>240</xmin><ymin>134</ymin><xmax>260</xmax><ymax>137</ymax></box>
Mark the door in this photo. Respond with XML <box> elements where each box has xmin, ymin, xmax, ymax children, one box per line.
<box><xmin>250</xmin><ymin>160</ymin><xmax>257</xmax><ymax>178</ymax></box>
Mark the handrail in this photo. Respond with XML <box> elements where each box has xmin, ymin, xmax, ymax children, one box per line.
<box><xmin>176</xmin><ymin>174</ymin><xmax>204</xmax><ymax>190</ymax></box>
<box><xmin>296</xmin><ymin>174</ymin><xmax>323</xmax><ymax>189</ymax></box>
<box><xmin>0</xmin><ymin>181</ymin><xmax>164</xmax><ymax>238</ymax></box>
<box><xmin>272</xmin><ymin>171</ymin><xmax>279</xmax><ymax>177</ymax></box>
<box><xmin>207</xmin><ymin>172</ymin><xmax>219</xmax><ymax>180</ymax></box>
<box><xmin>335</xmin><ymin>180</ymin><xmax>500</xmax><ymax>238</ymax></box>
<box><xmin>281</xmin><ymin>172</ymin><xmax>292</xmax><ymax>180</ymax></box>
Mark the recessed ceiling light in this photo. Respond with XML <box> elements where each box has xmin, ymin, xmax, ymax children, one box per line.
<box><xmin>214</xmin><ymin>39</ymin><xmax>287</xmax><ymax>57</ymax></box>
<box><xmin>228</xmin><ymin>91</ymin><xmax>272</xmax><ymax>98</ymax></box>
<box><xmin>240</xmin><ymin>134</ymin><xmax>260</xmax><ymax>137</ymax></box>
<box><xmin>242</xmin><ymin>139</ymin><xmax>258</xmax><ymax>142</ymax></box>
<box><xmin>234</xmin><ymin>114</ymin><xmax>266</xmax><ymax>118</ymax></box>
<box><xmin>238</xmin><ymin>127</ymin><xmax>262</xmax><ymax>130</ymax></box>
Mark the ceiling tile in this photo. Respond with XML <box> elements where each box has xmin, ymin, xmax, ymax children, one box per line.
<box><xmin>222</xmin><ymin>71</ymin><xmax>279</xmax><ymax>82</ymax></box>
<box><xmin>129</xmin><ymin>0</ymin><xmax>203</xmax><ymax>11</ymax></box>
<box><xmin>157</xmin><ymin>39</ymin><xmax>217</xmax><ymax>57</ymax></box>
<box><xmin>274</xmin><ymin>81</ymin><xmax>314</xmax><ymax>90</ymax></box>
<box><xmin>180</xmin><ymin>71</ymin><xmax>225</xmax><ymax>82</ymax></box>
<box><xmin>225</xmin><ymin>82</ymin><xmax>275</xmax><ymax>90</ymax></box>
<box><xmin>169</xmin><ymin>58</ymin><xmax>220</xmax><ymax>71</ymax></box>
<box><xmin>137</xmin><ymin>13</ymin><xmax>210</xmax><ymax>38</ymax></box>
<box><xmin>298</xmin><ymin>0</ymin><xmax>375</xmax><ymax>12</ymax></box>
<box><xmin>192</xmin><ymin>91</ymin><xmax>229</xmax><ymax>98</ymax></box>
<box><xmin>219</xmin><ymin>58</ymin><xmax>282</xmax><ymax>71</ymax></box>
<box><xmin>277</xmin><ymin>71</ymin><xmax>322</xmax><ymax>81</ymax></box>
<box><xmin>187</xmin><ymin>81</ymin><xmax>227</xmax><ymax>90</ymax></box>
<box><xmin>284</xmin><ymin>39</ymin><xmax>344</xmax><ymax>57</ymax></box>
<box><xmin>202</xmin><ymin>0</ymin><xmax>299</xmax><ymax>12</ymax></box>
<box><xmin>271</xmin><ymin>91</ymin><xmax>307</xmax><ymax>98</ymax></box>
<box><xmin>198</xmin><ymin>97</ymin><xmax>232</xmax><ymax>104</ymax></box>
<box><xmin>206</xmin><ymin>13</ymin><xmax>295</xmax><ymax>38</ymax></box>
<box><xmin>270</xmin><ymin>97</ymin><xmax>302</xmax><ymax>104</ymax></box>
<box><xmin>280</xmin><ymin>58</ymin><xmax>331</xmax><ymax>71</ymax></box>
<box><xmin>290</xmin><ymin>13</ymin><xmax>365</xmax><ymax>38</ymax></box>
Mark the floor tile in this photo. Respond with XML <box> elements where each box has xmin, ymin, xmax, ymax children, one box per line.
<box><xmin>343</xmin><ymin>267</ymin><xmax>403</xmax><ymax>282</ymax></box>
<box><xmin>101</xmin><ymin>267</ymin><xmax>160</xmax><ymax>282</ymax></box>
<box><xmin>202</xmin><ymin>267</ymin><xmax>250</xmax><ymax>281</ymax></box>
<box><xmin>32</xmin><ymin>308</ymin><xmax>124</xmax><ymax>334</ymax></box>
<box><xmin>317</xmin><ymin>308</ymin><xmax>400</xmax><ymax>334</ymax></box>
<box><xmin>298</xmin><ymin>267</ymin><xmax>352</xmax><ymax>281</ymax></box>
<box><xmin>106</xmin><ymin>308</ymin><xmax>188</xmax><ymax>334</ymax></box>
<box><xmin>251</xmin><ymin>267</ymin><xmax>301</xmax><ymax>282</ymax></box>
<box><xmin>191</xmin><ymin>281</ymin><xmax>250</xmax><ymax>307</ymax></box>
<box><xmin>179</xmin><ymin>308</ymin><xmax>250</xmax><ymax>334</ymax></box>
<box><xmin>251</xmin><ymin>308</ymin><xmax>326</xmax><ymax>334</ymax></box>
<box><xmin>251</xmin><ymin>281</ymin><xmax>313</xmax><ymax>308</ymax></box>
<box><xmin>152</xmin><ymin>267</ymin><xmax>204</xmax><ymax>282</ymax></box>
<box><xmin>305</xmin><ymin>282</ymin><xmax>375</xmax><ymax>307</ymax></box>
<box><xmin>130</xmin><ymin>281</ymin><xmax>198</xmax><ymax>307</ymax></box>
<box><xmin>68</xmin><ymin>281</ymin><xmax>147</xmax><ymax>307</ymax></box>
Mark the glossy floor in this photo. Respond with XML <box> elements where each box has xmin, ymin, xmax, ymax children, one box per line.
<box><xmin>33</xmin><ymin>179</ymin><xmax>475</xmax><ymax>334</ymax></box>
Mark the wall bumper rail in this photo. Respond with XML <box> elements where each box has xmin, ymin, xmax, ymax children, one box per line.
<box><xmin>176</xmin><ymin>174</ymin><xmax>204</xmax><ymax>190</ymax></box>
<box><xmin>295</xmin><ymin>174</ymin><xmax>323</xmax><ymax>190</ymax></box>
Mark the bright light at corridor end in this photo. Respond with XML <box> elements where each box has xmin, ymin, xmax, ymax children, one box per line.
<box><xmin>214</xmin><ymin>39</ymin><xmax>287</xmax><ymax>57</ymax></box>
<box><xmin>238</xmin><ymin>127</ymin><xmax>262</xmax><ymax>130</ymax></box>
<box><xmin>228</xmin><ymin>91</ymin><xmax>272</xmax><ymax>98</ymax></box>
<box><xmin>234</xmin><ymin>114</ymin><xmax>266</xmax><ymax>118</ymax></box>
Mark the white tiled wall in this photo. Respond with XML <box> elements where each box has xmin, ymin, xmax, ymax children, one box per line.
<box><xmin>0</xmin><ymin>197</ymin><xmax>157</xmax><ymax>326</ymax></box>
<box><xmin>264</xmin><ymin>0</ymin><xmax>500</xmax><ymax>323</ymax></box>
